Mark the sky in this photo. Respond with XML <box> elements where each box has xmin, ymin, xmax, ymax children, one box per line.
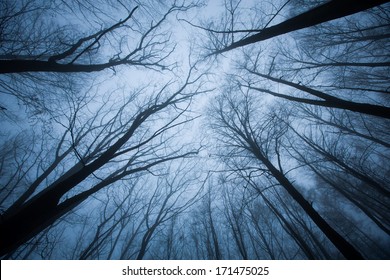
<box><xmin>0</xmin><ymin>0</ymin><xmax>389</xmax><ymax>260</ymax></box>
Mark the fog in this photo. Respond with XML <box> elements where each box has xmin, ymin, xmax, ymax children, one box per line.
<box><xmin>0</xmin><ymin>0</ymin><xmax>389</xmax><ymax>259</ymax></box>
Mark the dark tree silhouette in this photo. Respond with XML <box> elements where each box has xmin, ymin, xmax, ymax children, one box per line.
<box><xmin>0</xmin><ymin>64</ymin><xmax>209</xmax><ymax>257</ymax></box>
<box><xmin>208</xmin><ymin>0</ymin><xmax>389</xmax><ymax>55</ymax></box>
<box><xmin>0</xmin><ymin>2</ymin><xmax>195</xmax><ymax>73</ymax></box>
<box><xmin>1</xmin><ymin>0</ymin><xmax>389</xmax><ymax>260</ymax></box>
<box><xmin>241</xmin><ymin>68</ymin><xmax>390</xmax><ymax>119</ymax></box>
<box><xmin>209</xmin><ymin>88</ymin><xmax>364</xmax><ymax>259</ymax></box>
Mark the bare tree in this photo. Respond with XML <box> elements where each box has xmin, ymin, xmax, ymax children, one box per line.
<box><xmin>0</xmin><ymin>0</ymin><xmax>201</xmax><ymax>118</ymax></box>
<box><xmin>282</xmin><ymin>105</ymin><xmax>390</xmax><ymax>236</ymax></box>
<box><xmin>238</xmin><ymin>58</ymin><xmax>390</xmax><ymax>119</ymax></box>
<box><xmin>200</xmin><ymin>0</ymin><xmax>389</xmax><ymax>55</ymax></box>
<box><xmin>67</xmin><ymin>159</ymin><xmax>203</xmax><ymax>260</ymax></box>
<box><xmin>76</xmin><ymin>181</ymin><xmax>143</xmax><ymax>260</ymax></box>
<box><xmin>0</xmin><ymin>63</ymin><xmax>210</xmax><ymax>257</ymax></box>
<box><xmin>0</xmin><ymin>1</ymin><xmax>199</xmax><ymax>73</ymax></box>
<box><xmin>134</xmin><ymin>161</ymin><xmax>203</xmax><ymax>260</ymax></box>
<box><xmin>217</xmin><ymin>155</ymin><xmax>334</xmax><ymax>259</ymax></box>
<box><xmin>187</xmin><ymin>182</ymin><xmax>224</xmax><ymax>260</ymax></box>
<box><xmin>208</xmin><ymin>85</ymin><xmax>364</xmax><ymax>259</ymax></box>
<box><xmin>222</xmin><ymin>186</ymin><xmax>249</xmax><ymax>259</ymax></box>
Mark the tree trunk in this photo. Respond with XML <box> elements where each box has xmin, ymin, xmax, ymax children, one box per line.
<box><xmin>214</xmin><ymin>0</ymin><xmax>389</xmax><ymax>54</ymax></box>
<box><xmin>248</xmin><ymin>140</ymin><xmax>364</xmax><ymax>259</ymax></box>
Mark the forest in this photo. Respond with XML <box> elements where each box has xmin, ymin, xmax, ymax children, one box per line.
<box><xmin>0</xmin><ymin>0</ymin><xmax>389</xmax><ymax>259</ymax></box>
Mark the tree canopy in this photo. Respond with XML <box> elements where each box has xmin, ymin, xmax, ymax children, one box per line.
<box><xmin>0</xmin><ymin>0</ymin><xmax>389</xmax><ymax>260</ymax></box>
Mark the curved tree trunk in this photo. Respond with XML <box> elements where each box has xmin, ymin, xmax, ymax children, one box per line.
<box><xmin>246</xmin><ymin>138</ymin><xmax>364</xmax><ymax>259</ymax></box>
